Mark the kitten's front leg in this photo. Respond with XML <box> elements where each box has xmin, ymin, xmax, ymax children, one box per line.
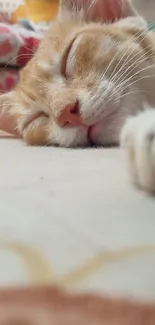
<box><xmin>121</xmin><ymin>109</ymin><xmax>155</xmax><ymax>192</ymax></box>
<box><xmin>20</xmin><ymin>113</ymin><xmax>49</xmax><ymax>146</ymax></box>
<box><xmin>14</xmin><ymin>108</ymin><xmax>50</xmax><ymax>146</ymax></box>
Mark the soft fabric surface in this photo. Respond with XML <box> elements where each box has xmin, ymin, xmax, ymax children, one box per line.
<box><xmin>1</xmin><ymin>286</ymin><xmax>155</xmax><ymax>325</ymax></box>
<box><xmin>0</xmin><ymin>23</ymin><xmax>40</xmax><ymax>92</ymax></box>
<box><xmin>0</xmin><ymin>68</ymin><xmax>18</xmax><ymax>93</ymax></box>
<box><xmin>0</xmin><ymin>137</ymin><xmax>155</xmax><ymax>302</ymax></box>
<box><xmin>0</xmin><ymin>23</ymin><xmax>40</xmax><ymax>67</ymax></box>
<box><xmin>0</xmin><ymin>19</ymin><xmax>42</xmax><ymax>93</ymax></box>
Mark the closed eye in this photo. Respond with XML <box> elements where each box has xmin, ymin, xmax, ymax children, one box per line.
<box><xmin>61</xmin><ymin>36</ymin><xmax>77</xmax><ymax>79</ymax></box>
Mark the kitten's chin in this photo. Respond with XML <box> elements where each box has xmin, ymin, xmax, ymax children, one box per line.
<box><xmin>48</xmin><ymin>124</ymin><xmax>89</xmax><ymax>148</ymax></box>
<box><xmin>88</xmin><ymin>124</ymin><xmax>99</xmax><ymax>145</ymax></box>
<box><xmin>88</xmin><ymin>121</ymin><xmax>119</xmax><ymax>146</ymax></box>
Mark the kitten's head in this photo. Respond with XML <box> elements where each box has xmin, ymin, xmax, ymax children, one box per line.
<box><xmin>0</xmin><ymin>0</ymin><xmax>149</xmax><ymax>147</ymax></box>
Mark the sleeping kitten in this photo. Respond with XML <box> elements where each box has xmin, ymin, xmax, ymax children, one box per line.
<box><xmin>1</xmin><ymin>0</ymin><xmax>155</xmax><ymax>192</ymax></box>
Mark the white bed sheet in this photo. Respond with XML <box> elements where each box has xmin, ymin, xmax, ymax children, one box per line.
<box><xmin>0</xmin><ymin>138</ymin><xmax>155</xmax><ymax>301</ymax></box>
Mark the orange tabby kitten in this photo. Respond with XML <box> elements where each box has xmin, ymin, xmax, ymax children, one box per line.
<box><xmin>1</xmin><ymin>0</ymin><xmax>155</xmax><ymax>192</ymax></box>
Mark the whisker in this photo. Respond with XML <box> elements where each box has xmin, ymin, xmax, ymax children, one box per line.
<box><xmin>102</xmin><ymin>28</ymin><xmax>150</xmax><ymax>92</ymax></box>
<box><xmin>123</xmin><ymin>74</ymin><xmax>155</xmax><ymax>92</ymax></box>
<box><xmin>109</xmin><ymin>28</ymin><xmax>147</xmax><ymax>82</ymax></box>
<box><xmin>111</xmin><ymin>45</ymin><xmax>155</xmax><ymax>87</ymax></box>
<box><xmin>100</xmin><ymin>27</ymin><xmax>145</xmax><ymax>80</ymax></box>
<box><xmin>113</xmin><ymin>89</ymin><xmax>143</xmax><ymax>103</ymax></box>
<box><xmin>0</xmin><ymin>54</ymin><xmax>34</xmax><ymax>75</ymax></box>
<box><xmin>112</xmin><ymin>73</ymin><xmax>151</xmax><ymax>101</ymax></box>
<box><xmin>19</xmin><ymin>45</ymin><xmax>37</xmax><ymax>55</ymax></box>
<box><xmin>111</xmin><ymin>57</ymin><xmax>152</xmax><ymax>100</ymax></box>
<box><xmin>110</xmin><ymin>49</ymin><xmax>155</xmax><ymax>93</ymax></box>
<box><xmin>106</xmin><ymin>63</ymin><xmax>154</xmax><ymax>104</ymax></box>
<box><xmin>112</xmin><ymin>74</ymin><xmax>155</xmax><ymax>104</ymax></box>
<box><xmin>110</xmin><ymin>32</ymin><xmax>154</xmax><ymax>86</ymax></box>
<box><xmin>119</xmin><ymin>63</ymin><xmax>153</xmax><ymax>90</ymax></box>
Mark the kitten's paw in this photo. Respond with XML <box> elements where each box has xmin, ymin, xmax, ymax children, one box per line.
<box><xmin>121</xmin><ymin>110</ymin><xmax>155</xmax><ymax>192</ymax></box>
<box><xmin>18</xmin><ymin>112</ymin><xmax>49</xmax><ymax>146</ymax></box>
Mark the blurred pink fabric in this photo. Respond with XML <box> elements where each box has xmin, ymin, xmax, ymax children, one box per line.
<box><xmin>0</xmin><ymin>23</ymin><xmax>40</xmax><ymax>94</ymax></box>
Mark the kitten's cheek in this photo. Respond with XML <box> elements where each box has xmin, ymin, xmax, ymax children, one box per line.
<box><xmin>48</xmin><ymin>122</ymin><xmax>88</xmax><ymax>147</ymax></box>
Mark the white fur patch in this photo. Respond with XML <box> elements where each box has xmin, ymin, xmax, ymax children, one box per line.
<box><xmin>37</xmin><ymin>60</ymin><xmax>51</xmax><ymax>70</ymax></box>
<box><xmin>121</xmin><ymin>108</ymin><xmax>155</xmax><ymax>192</ymax></box>
<box><xmin>37</xmin><ymin>54</ymin><xmax>60</xmax><ymax>71</ymax></box>
<box><xmin>100</xmin><ymin>37</ymin><xmax>114</xmax><ymax>54</ymax></box>
<box><xmin>47</xmin><ymin>120</ymin><xmax>88</xmax><ymax>147</ymax></box>
<box><xmin>52</xmin><ymin>52</ymin><xmax>60</xmax><ymax>65</ymax></box>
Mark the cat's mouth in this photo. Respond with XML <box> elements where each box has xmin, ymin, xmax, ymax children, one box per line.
<box><xmin>22</xmin><ymin>112</ymin><xmax>98</xmax><ymax>146</ymax></box>
<box><xmin>87</xmin><ymin>123</ymin><xmax>98</xmax><ymax>144</ymax></box>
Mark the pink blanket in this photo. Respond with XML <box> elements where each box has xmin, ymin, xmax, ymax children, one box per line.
<box><xmin>0</xmin><ymin>23</ymin><xmax>41</xmax><ymax>93</ymax></box>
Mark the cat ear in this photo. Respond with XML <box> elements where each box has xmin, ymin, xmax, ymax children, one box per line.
<box><xmin>59</xmin><ymin>0</ymin><xmax>137</xmax><ymax>23</ymax></box>
<box><xmin>0</xmin><ymin>92</ymin><xmax>18</xmax><ymax>135</ymax></box>
<box><xmin>59</xmin><ymin>0</ymin><xmax>95</xmax><ymax>21</ymax></box>
<box><xmin>115</xmin><ymin>16</ymin><xmax>147</xmax><ymax>31</ymax></box>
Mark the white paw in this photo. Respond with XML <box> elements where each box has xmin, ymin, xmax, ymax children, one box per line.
<box><xmin>121</xmin><ymin>109</ymin><xmax>155</xmax><ymax>192</ymax></box>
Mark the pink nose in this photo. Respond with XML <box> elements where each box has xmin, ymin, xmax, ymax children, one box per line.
<box><xmin>57</xmin><ymin>101</ymin><xmax>83</xmax><ymax>128</ymax></box>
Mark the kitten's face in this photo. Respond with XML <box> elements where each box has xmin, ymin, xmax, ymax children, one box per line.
<box><xmin>0</xmin><ymin>1</ymin><xmax>151</xmax><ymax>147</ymax></box>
